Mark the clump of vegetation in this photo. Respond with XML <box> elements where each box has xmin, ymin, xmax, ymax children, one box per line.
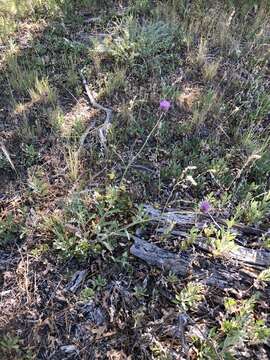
<box><xmin>193</xmin><ymin>295</ymin><xmax>270</xmax><ymax>359</ymax></box>
<box><xmin>44</xmin><ymin>186</ymin><xmax>136</xmax><ymax>259</ymax></box>
<box><xmin>0</xmin><ymin>209</ymin><xmax>25</xmax><ymax>247</ymax></box>
<box><xmin>174</xmin><ymin>282</ymin><xmax>205</xmax><ymax>311</ymax></box>
<box><xmin>110</xmin><ymin>18</ymin><xmax>180</xmax><ymax>66</ymax></box>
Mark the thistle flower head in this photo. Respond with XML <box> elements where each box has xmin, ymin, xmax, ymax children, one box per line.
<box><xmin>159</xmin><ymin>100</ymin><xmax>171</xmax><ymax>111</ymax></box>
<box><xmin>200</xmin><ymin>200</ymin><xmax>211</xmax><ymax>213</ymax></box>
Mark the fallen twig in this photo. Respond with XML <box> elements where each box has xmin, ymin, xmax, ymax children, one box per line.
<box><xmin>0</xmin><ymin>141</ymin><xmax>16</xmax><ymax>173</ymax></box>
<box><xmin>120</xmin><ymin>164</ymin><xmax>155</xmax><ymax>173</ymax></box>
<box><xmin>80</xmin><ymin>70</ymin><xmax>112</xmax><ymax>152</ymax></box>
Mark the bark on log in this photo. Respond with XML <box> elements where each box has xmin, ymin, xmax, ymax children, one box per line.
<box><xmin>130</xmin><ymin>237</ymin><xmax>255</xmax><ymax>293</ymax></box>
<box><xmin>143</xmin><ymin>205</ymin><xmax>270</xmax><ymax>269</ymax></box>
<box><xmin>130</xmin><ymin>236</ymin><xmax>190</xmax><ymax>276</ymax></box>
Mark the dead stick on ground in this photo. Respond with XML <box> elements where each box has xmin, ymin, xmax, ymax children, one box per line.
<box><xmin>0</xmin><ymin>141</ymin><xmax>16</xmax><ymax>173</ymax></box>
<box><xmin>79</xmin><ymin>70</ymin><xmax>112</xmax><ymax>153</ymax></box>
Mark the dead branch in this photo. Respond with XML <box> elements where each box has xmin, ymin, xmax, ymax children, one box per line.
<box><xmin>80</xmin><ymin>70</ymin><xmax>112</xmax><ymax>152</ymax></box>
<box><xmin>0</xmin><ymin>141</ymin><xmax>16</xmax><ymax>173</ymax></box>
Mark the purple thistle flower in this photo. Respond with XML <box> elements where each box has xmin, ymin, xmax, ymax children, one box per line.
<box><xmin>159</xmin><ymin>100</ymin><xmax>171</xmax><ymax>111</ymax></box>
<box><xmin>200</xmin><ymin>200</ymin><xmax>211</xmax><ymax>213</ymax></box>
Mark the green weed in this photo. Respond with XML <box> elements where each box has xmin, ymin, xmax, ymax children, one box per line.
<box><xmin>134</xmin><ymin>286</ymin><xmax>148</xmax><ymax>299</ymax></box>
<box><xmin>30</xmin><ymin>243</ymin><xmax>49</xmax><ymax>257</ymax></box>
<box><xmin>29</xmin><ymin>77</ymin><xmax>57</xmax><ymax>106</ymax></box>
<box><xmin>46</xmin><ymin>187</ymin><xmax>135</xmax><ymax>259</ymax></box>
<box><xmin>64</xmin><ymin>145</ymin><xmax>80</xmax><ymax>182</ymax></box>
<box><xmin>257</xmin><ymin>268</ymin><xmax>270</xmax><ymax>283</ymax></box>
<box><xmin>174</xmin><ymin>282</ymin><xmax>205</xmax><ymax>311</ymax></box>
<box><xmin>204</xmin><ymin>225</ymin><xmax>238</xmax><ymax>257</ymax></box>
<box><xmin>102</xmin><ymin>68</ymin><xmax>127</xmax><ymax>97</ymax></box>
<box><xmin>110</xmin><ymin>18</ymin><xmax>180</xmax><ymax>68</ymax></box>
<box><xmin>180</xmin><ymin>226</ymin><xmax>199</xmax><ymax>250</ymax></box>
<box><xmin>0</xmin><ymin>17</ymin><xmax>17</xmax><ymax>43</ymax></box>
<box><xmin>0</xmin><ymin>335</ymin><xmax>20</xmax><ymax>358</ymax></box>
<box><xmin>80</xmin><ymin>287</ymin><xmax>95</xmax><ymax>301</ymax></box>
<box><xmin>0</xmin><ymin>214</ymin><xmax>20</xmax><ymax>247</ymax></box>
<box><xmin>193</xmin><ymin>294</ymin><xmax>270</xmax><ymax>359</ymax></box>
<box><xmin>0</xmin><ymin>0</ymin><xmax>60</xmax><ymax>19</ymax></box>
<box><xmin>27</xmin><ymin>167</ymin><xmax>49</xmax><ymax>198</ymax></box>
<box><xmin>234</xmin><ymin>191</ymin><xmax>270</xmax><ymax>224</ymax></box>
<box><xmin>6</xmin><ymin>57</ymin><xmax>38</xmax><ymax>98</ymax></box>
<box><xmin>22</xmin><ymin>144</ymin><xmax>39</xmax><ymax>167</ymax></box>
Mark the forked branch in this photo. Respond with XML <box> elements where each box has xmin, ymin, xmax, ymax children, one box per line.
<box><xmin>79</xmin><ymin>70</ymin><xmax>112</xmax><ymax>152</ymax></box>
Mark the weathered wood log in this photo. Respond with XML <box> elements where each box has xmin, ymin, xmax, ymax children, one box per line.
<box><xmin>130</xmin><ymin>237</ymin><xmax>254</xmax><ymax>293</ymax></box>
<box><xmin>143</xmin><ymin>205</ymin><xmax>270</xmax><ymax>269</ymax></box>
<box><xmin>130</xmin><ymin>236</ymin><xmax>190</xmax><ymax>276</ymax></box>
<box><xmin>144</xmin><ymin>205</ymin><xmax>265</xmax><ymax>236</ymax></box>
<box><xmin>225</xmin><ymin>246</ymin><xmax>270</xmax><ymax>268</ymax></box>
